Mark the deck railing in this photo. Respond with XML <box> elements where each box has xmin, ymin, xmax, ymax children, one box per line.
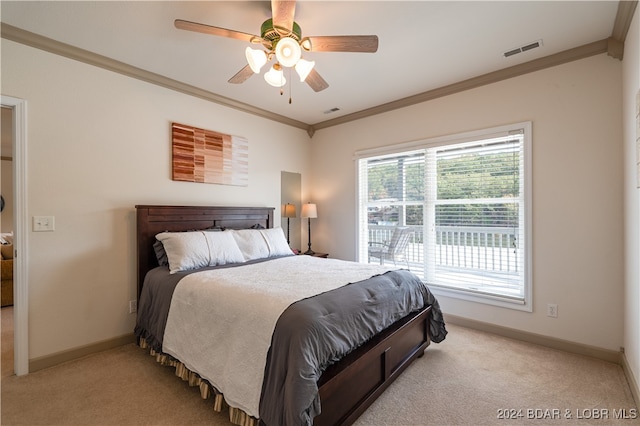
<box><xmin>368</xmin><ymin>224</ymin><xmax>519</xmax><ymax>273</ymax></box>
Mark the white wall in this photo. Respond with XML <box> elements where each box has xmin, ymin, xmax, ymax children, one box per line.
<box><xmin>623</xmin><ymin>6</ymin><xmax>640</xmax><ymax>391</ymax></box>
<box><xmin>310</xmin><ymin>54</ymin><xmax>624</xmax><ymax>351</ymax></box>
<box><xmin>1</xmin><ymin>40</ymin><xmax>311</xmax><ymax>359</ymax></box>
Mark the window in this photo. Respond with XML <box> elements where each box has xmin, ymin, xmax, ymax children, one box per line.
<box><xmin>356</xmin><ymin>123</ymin><xmax>531</xmax><ymax>310</ymax></box>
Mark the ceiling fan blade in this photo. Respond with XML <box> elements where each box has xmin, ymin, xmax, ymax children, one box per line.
<box><xmin>175</xmin><ymin>19</ymin><xmax>260</xmax><ymax>43</ymax></box>
<box><xmin>304</xmin><ymin>35</ymin><xmax>379</xmax><ymax>53</ymax></box>
<box><xmin>305</xmin><ymin>69</ymin><xmax>329</xmax><ymax>92</ymax></box>
<box><xmin>271</xmin><ymin>0</ymin><xmax>296</xmax><ymax>32</ymax></box>
<box><xmin>228</xmin><ymin>65</ymin><xmax>255</xmax><ymax>84</ymax></box>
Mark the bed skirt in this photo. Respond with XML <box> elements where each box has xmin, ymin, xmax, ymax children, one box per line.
<box><xmin>139</xmin><ymin>338</ymin><xmax>258</xmax><ymax>426</ymax></box>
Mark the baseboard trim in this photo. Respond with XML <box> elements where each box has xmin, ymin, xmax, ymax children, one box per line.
<box><xmin>24</xmin><ymin>316</ymin><xmax>637</xmax><ymax>401</ymax></box>
<box><xmin>621</xmin><ymin>351</ymin><xmax>640</xmax><ymax>407</ymax></box>
<box><xmin>445</xmin><ymin>314</ymin><xmax>640</xmax><ymax>404</ymax></box>
<box><xmin>29</xmin><ymin>333</ymin><xmax>136</xmax><ymax>373</ymax></box>
<box><xmin>444</xmin><ymin>314</ymin><xmax>622</xmax><ymax>364</ymax></box>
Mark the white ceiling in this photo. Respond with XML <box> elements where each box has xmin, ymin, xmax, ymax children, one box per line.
<box><xmin>0</xmin><ymin>1</ymin><xmax>621</xmax><ymax>127</ymax></box>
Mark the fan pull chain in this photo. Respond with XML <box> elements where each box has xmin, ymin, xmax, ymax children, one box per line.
<box><xmin>289</xmin><ymin>68</ymin><xmax>293</xmax><ymax>104</ymax></box>
<box><xmin>280</xmin><ymin>66</ymin><xmax>285</xmax><ymax>96</ymax></box>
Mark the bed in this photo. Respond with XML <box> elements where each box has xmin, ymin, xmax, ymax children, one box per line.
<box><xmin>134</xmin><ymin>205</ymin><xmax>446</xmax><ymax>426</ymax></box>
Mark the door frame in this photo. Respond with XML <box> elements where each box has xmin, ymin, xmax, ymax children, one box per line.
<box><xmin>2</xmin><ymin>95</ymin><xmax>28</xmax><ymax>375</ymax></box>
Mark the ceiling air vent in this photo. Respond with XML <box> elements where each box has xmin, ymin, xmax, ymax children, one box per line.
<box><xmin>324</xmin><ymin>107</ymin><xmax>340</xmax><ymax>114</ymax></box>
<box><xmin>503</xmin><ymin>39</ymin><xmax>543</xmax><ymax>58</ymax></box>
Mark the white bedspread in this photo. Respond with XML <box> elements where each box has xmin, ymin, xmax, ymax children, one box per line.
<box><xmin>162</xmin><ymin>255</ymin><xmax>396</xmax><ymax>418</ymax></box>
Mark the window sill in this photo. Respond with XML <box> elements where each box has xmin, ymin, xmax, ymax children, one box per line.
<box><xmin>427</xmin><ymin>284</ymin><xmax>532</xmax><ymax>312</ymax></box>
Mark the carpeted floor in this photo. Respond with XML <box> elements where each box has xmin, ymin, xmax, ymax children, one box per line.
<box><xmin>1</xmin><ymin>318</ymin><xmax>637</xmax><ymax>425</ymax></box>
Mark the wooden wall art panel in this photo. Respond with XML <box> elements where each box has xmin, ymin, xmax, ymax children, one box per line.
<box><xmin>171</xmin><ymin>122</ymin><xmax>248</xmax><ymax>186</ymax></box>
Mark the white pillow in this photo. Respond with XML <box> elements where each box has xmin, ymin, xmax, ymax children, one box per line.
<box><xmin>230</xmin><ymin>228</ymin><xmax>293</xmax><ymax>261</ymax></box>
<box><xmin>230</xmin><ymin>229</ymin><xmax>270</xmax><ymax>261</ymax></box>
<box><xmin>206</xmin><ymin>231</ymin><xmax>246</xmax><ymax>266</ymax></box>
<box><xmin>260</xmin><ymin>227</ymin><xmax>294</xmax><ymax>257</ymax></box>
<box><xmin>155</xmin><ymin>230</ymin><xmax>245</xmax><ymax>274</ymax></box>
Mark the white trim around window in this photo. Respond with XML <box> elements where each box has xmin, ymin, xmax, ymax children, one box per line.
<box><xmin>355</xmin><ymin>122</ymin><xmax>532</xmax><ymax>311</ymax></box>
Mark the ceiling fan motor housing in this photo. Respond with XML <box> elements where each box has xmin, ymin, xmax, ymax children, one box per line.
<box><xmin>261</xmin><ymin>18</ymin><xmax>302</xmax><ymax>42</ymax></box>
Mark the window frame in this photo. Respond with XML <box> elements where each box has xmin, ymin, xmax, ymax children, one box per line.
<box><xmin>354</xmin><ymin>122</ymin><xmax>532</xmax><ymax>311</ymax></box>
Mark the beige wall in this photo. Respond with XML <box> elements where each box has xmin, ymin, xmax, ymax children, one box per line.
<box><xmin>623</xmin><ymin>6</ymin><xmax>640</xmax><ymax>394</ymax></box>
<box><xmin>1</xmin><ymin>19</ymin><xmax>632</xmax><ymax>365</ymax></box>
<box><xmin>310</xmin><ymin>53</ymin><xmax>624</xmax><ymax>351</ymax></box>
<box><xmin>1</xmin><ymin>39</ymin><xmax>311</xmax><ymax>359</ymax></box>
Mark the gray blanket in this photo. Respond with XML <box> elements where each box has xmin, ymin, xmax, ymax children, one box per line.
<box><xmin>134</xmin><ymin>262</ymin><xmax>447</xmax><ymax>426</ymax></box>
<box><xmin>259</xmin><ymin>269</ymin><xmax>446</xmax><ymax>425</ymax></box>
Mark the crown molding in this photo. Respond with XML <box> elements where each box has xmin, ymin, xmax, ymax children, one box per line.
<box><xmin>311</xmin><ymin>39</ymin><xmax>609</xmax><ymax>131</ymax></box>
<box><xmin>0</xmin><ymin>23</ymin><xmax>310</xmax><ymax>133</ymax></box>
<box><xmin>3</xmin><ymin>0</ymin><xmax>636</xmax><ymax>137</ymax></box>
<box><xmin>310</xmin><ymin>0</ymin><xmax>637</xmax><ymax>132</ymax></box>
<box><xmin>612</xmin><ymin>0</ymin><xmax>638</xmax><ymax>42</ymax></box>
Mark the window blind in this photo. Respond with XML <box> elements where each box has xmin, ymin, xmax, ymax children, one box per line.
<box><xmin>357</xmin><ymin>124</ymin><xmax>530</xmax><ymax>305</ymax></box>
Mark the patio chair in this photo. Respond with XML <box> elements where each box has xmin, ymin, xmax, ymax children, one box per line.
<box><xmin>368</xmin><ymin>226</ymin><xmax>414</xmax><ymax>269</ymax></box>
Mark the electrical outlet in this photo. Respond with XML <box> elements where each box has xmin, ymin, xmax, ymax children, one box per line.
<box><xmin>129</xmin><ymin>300</ymin><xmax>137</xmax><ymax>314</ymax></box>
<box><xmin>546</xmin><ymin>303</ymin><xmax>558</xmax><ymax>318</ymax></box>
<box><xmin>33</xmin><ymin>216</ymin><xmax>55</xmax><ymax>232</ymax></box>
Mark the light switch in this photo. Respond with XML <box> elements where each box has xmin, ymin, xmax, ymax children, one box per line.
<box><xmin>33</xmin><ymin>216</ymin><xmax>55</xmax><ymax>232</ymax></box>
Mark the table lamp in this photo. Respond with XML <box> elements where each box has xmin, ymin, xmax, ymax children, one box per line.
<box><xmin>301</xmin><ymin>202</ymin><xmax>317</xmax><ymax>255</ymax></box>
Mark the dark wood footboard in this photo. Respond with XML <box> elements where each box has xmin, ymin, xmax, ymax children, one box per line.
<box><xmin>314</xmin><ymin>305</ymin><xmax>432</xmax><ymax>426</ymax></box>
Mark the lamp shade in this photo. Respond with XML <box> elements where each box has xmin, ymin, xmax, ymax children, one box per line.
<box><xmin>245</xmin><ymin>47</ymin><xmax>267</xmax><ymax>73</ymax></box>
<box><xmin>301</xmin><ymin>203</ymin><xmax>317</xmax><ymax>219</ymax></box>
<box><xmin>275</xmin><ymin>37</ymin><xmax>302</xmax><ymax>68</ymax></box>
<box><xmin>295</xmin><ymin>58</ymin><xmax>315</xmax><ymax>82</ymax></box>
<box><xmin>284</xmin><ymin>203</ymin><xmax>297</xmax><ymax>218</ymax></box>
<box><xmin>264</xmin><ymin>64</ymin><xmax>286</xmax><ymax>87</ymax></box>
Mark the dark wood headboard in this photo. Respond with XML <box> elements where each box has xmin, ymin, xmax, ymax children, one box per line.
<box><xmin>135</xmin><ymin>205</ymin><xmax>274</xmax><ymax>299</ymax></box>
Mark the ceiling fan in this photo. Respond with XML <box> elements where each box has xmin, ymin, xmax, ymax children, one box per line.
<box><xmin>174</xmin><ymin>0</ymin><xmax>379</xmax><ymax>93</ymax></box>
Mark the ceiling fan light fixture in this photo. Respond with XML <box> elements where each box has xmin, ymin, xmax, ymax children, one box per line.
<box><xmin>264</xmin><ymin>64</ymin><xmax>286</xmax><ymax>87</ymax></box>
<box><xmin>295</xmin><ymin>58</ymin><xmax>315</xmax><ymax>82</ymax></box>
<box><xmin>275</xmin><ymin>37</ymin><xmax>302</xmax><ymax>68</ymax></box>
<box><xmin>300</xmin><ymin>37</ymin><xmax>312</xmax><ymax>51</ymax></box>
<box><xmin>245</xmin><ymin>47</ymin><xmax>268</xmax><ymax>73</ymax></box>
<box><xmin>175</xmin><ymin>2</ymin><xmax>381</xmax><ymax>95</ymax></box>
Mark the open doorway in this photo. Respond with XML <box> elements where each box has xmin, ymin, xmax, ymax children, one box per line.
<box><xmin>1</xmin><ymin>106</ymin><xmax>14</xmax><ymax>377</ymax></box>
<box><xmin>1</xmin><ymin>96</ymin><xmax>27</xmax><ymax>376</ymax></box>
